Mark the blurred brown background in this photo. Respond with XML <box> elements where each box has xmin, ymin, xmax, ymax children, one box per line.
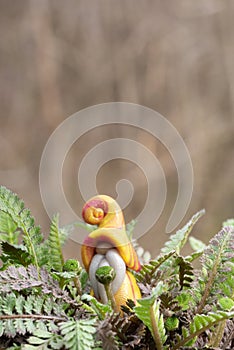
<box><xmin>0</xmin><ymin>0</ymin><xmax>233</xmax><ymax>259</ymax></box>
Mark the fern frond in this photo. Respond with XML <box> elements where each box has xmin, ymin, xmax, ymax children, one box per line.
<box><xmin>23</xmin><ymin>330</ymin><xmax>63</xmax><ymax>350</ymax></box>
<box><xmin>176</xmin><ymin>256</ymin><xmax>193</xmax><ymax>290</ymax></box>
<box><xmin>134</xmin><ymin>282</ymin><xmax>168</xmax><ymax>350</ymax></box>
<box><xmin>160</xmin><ymin>293</ymin><xmax>180</xmax><ymax>313</ymax></box>
<box><xmin>176</xmin><ymin>292</ymin><xmax>196</xmax><ymax>311</ymax></box>
<box><xmin>1</xmin><ymin>242</ymin><xmax>32</xmax><ymax>267</ymax></box>
<box><xmin>0</xmin><ymin>186</ymin><xmax>43</xmax><ymax>271</ymax></box>
<box><xmin>81</xmin><ymin>294</ymin><xmax>112</xmax><ymax>320</ymax></box>
<box><xmin>46</xmin><ymin>215</ymin><xmax>66</xmax><ymax>272</ymax></box>
<box><xmin>0</xmin><ymin>292</ymin><xmax>68</xmax><ymax>339</ymax></box>
<box><xmin>195</xmin><ymin>226</ymin><xmax>234</xmax><ymax>313</ymax></box>
<box><xmin>186</xmin><ymin>236</ymin><xmax>206</xmax><ymax>262</ymax></box>
<box><xmin>171</xmin><ymin>310</ymin><xmax>234</xmax><ymax>350</ymax></box>
<box><xmin>136</xmin><ymin>251</ymin><xmax>175</xmax><ymax>284</ymax></box>
<box><xmin>96</xmin><ymin>316</ymin><xmax>120</xmax><ymax>350</ymax></box>
<box><xmin>160</xmin><ymin>210</ymin><xmax>205</xmax><ymax>255</ymax></box>
<box><xmin>222</xmin><ymin>218</ymin><xmax>234</xmax><ymax>227</ymax></box>
<box><xmin>189</xmin><ymin>236</ymin><xmax>206</xmax><ymax>252</ymax></box>
<box><xmin>59</xmin><ymin>318</ymin><xmax>97</xmax><ymax>350</ymax></box>
<box><xmin>0</xmin><ymin>265</ymin><xmax>81</xmax><ymax>307</ymax></box>
<box><xmin>0</xmin><ymin>210</ymin><xmax>19</xmax><ymax>244</ymax></box>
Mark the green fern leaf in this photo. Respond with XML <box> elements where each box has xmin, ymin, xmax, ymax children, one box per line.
<box><xmin>189</xmin><ymin>236</ymin><xmax>206</xmax><ymax>252</ymax></box>
<box><xmin>1</xmin><ymin>241</ymin><xmax>32</xmax><ymax>266</ymax></box>
<box><xmin>176</xmin><ymin>256</ymin><xmax>193</xmax><ymax>290</ymax></box>
<box><xmin>161</xmin><ymin>210</ymin><xmax>205</xmax><ymax>255</ymax></box>
<box><xmin>0</xmin><ymin>265</ymin><xmax>82</xmax><ymax>310</ymax></box>
<box><xmin>46</xmin><ymin>215</ymin><xmax>66</xmax><ymax>271</ymax></box>
<box><xmin>82</xmin><ymin>294</ymin><xmax>112</xmax><ymax>320</ymax></box>
<box><xmin>0</xmin><ymin>210</ymin><xmax>19</xmax><ymax>244</ymax></box>
<box><xmin>0</xmin><ymin>186</ymin><xmax>43</xmax><ymax>270</ymax></box>
<box><xmin>59</xmin><ymin>318</ymin><xmax>97</xmax><ymax>350</ymax></box>
<box><xmin>24</xmin><ymin>330</ymin><xmax>63</xmax><ymax>350</ymax></box>
<box><xmin>0</xmin><ymin>292</ymin><xmax>70</xmax><ymax>340</ymax></box>
<box><xmin>134</xmin><ymin>282</ymin><xmax>168</xmax><ymax>350</ymax></box>
<box><xmin>195</xmin><ymin>226</ymin><xmax>234</xmax><ymax>313</ymax></box>
<box><xmin>172</xmin><ymin>310</ymin><xmax>234</xmax><ymax>350</ymax></box>
<box><xmin>176</xmin><ymin>291</ymin><xmax>196</xmax><ymax>311</ymax></box>
<box><xmin>222</xmin><ymin>218</ymin><xmax>234</xmax><ymax>227</ymax></box>
<box><xmin>136</xmin><ymin>251</ymin><xmax>175</xmax><ymax>284</ymax></box>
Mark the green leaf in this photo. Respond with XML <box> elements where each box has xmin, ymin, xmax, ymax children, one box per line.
<box><xmin>136</xmin><ymin>251</ymin><xmax>176</xmax><ymax>283</ymax></box>
<box><xmin>176</xmin><ymin>256</ymin><xmax>193</xmax><ymax>290</ymax></box>
<box><xmin>81</xmin><ymin>294</ymin><xmax>112</xmax><ymax>320</ymax></box>
<box><xmin>222</xmin><ymin>218</ymin><xmax>234</xmax><ymax>227</ymax></box>
<box><xmin>134</xmin><ymin>282</ymin><xmax>167</xmax><ymax>350</ymax></box>
<box><xmin>161</xmin><ymin>210</ymin><xmax>205</xmax><ymax>255</ymax></box>
<box><xmin>218</xmin><ymin>297</ymin><xmax>234</xmax><ymax>311</ymax></box>
<box><xmin>0</xmin><ymin>210</ymin><xmax>18</xmax><ymax>244</ymax></box>
<box><xmin>165</xmin><ymin>316</ymin><xmax>179</xmax><ymax>331</ymax></box>
<box><xmin>196</xmin><ymin>226</ymin><xmax>234</xmax><ymax>313</ymax></box>
<box><xmin>172</xmin><ymin>310</ymin><xmax>234</xmax><ymax>350</ymax></box>
<box><xmin>0</xmin><ymin>186</ymin><xmax>43</xmax><ymax>271</ymax></box>
<box><xmin>46</xmin><ymin>215</ymin><xmax>71</xmax><ymax>272</ymax></box>
<box><xmin>59</xmin><ymin>318</ymin><xmax>97</xmax><ymax>350</ymax></box>
<box><xmin>1</xmin><ymin>241</ymin><xmax>32</xmax><ymax>266</ymax></box>
<box><xmin>25</xmin><ymin>330</ymin><xmax>63</xmax><ymax>350</ymax></box>
<box><xmin>189</xmin><ymin>236</ymin><xmax>206</xmax><ymax>252</ymax></box>
<box><xmin>176</xmin><ymin>292</ymin><xmax>195</xmax><ymax>311</ymax></box>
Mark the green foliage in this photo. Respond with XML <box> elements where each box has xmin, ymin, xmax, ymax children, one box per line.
<box><xmin>23</xmin><ymin>330</ymin><xmax>63</xmax><ymax>350</ymax></box>
<box><xmin>218</xmin><ymin>297</ymin><xmax>234</xmax><ymax>311</ymax></box>
<box><xmin>0</xmin><ymin>186</ymin><xmax>44</xmax><ymax>270</ymax></box>
<box><xmin>1</xmin><ymin>242</ymin><xmax>32</xmax><ymax>267</ymax></box>
<box><xmin>63</xmin><ymin>259</ymin><xmax>81</xmax><ymax>273</ymax></box>
<box><xmin>134</xmin><ymin>282</ymin><xmax>168</xmax><ymax>350</ymax></box>
<box><xmin>0</xmin><ymin>186</ymin><xmax>233</xmax><ymax>349</ymax></box>
<box><xmin>24</xmin><ymin>319</ymin><xmax>98</xmax><ymax>350</ymax></box>
<box><xmin>81</xmin><ymin>294</ymin><xmax>112</xmax><ymax>320</ymax></box>
<box><xmin>171</xmin><ymin>310</ymin><xmax>234</xmax><ymax>350</ymax></box>
<box><xmin>195</xmin><ymin>226</ymin><xmax>234</xmax><ymax>313</ymax></box>
<box><xmin>222</xmin><ymin>218</ymin><xmax>234</xmax><ymax>227</ymax></box>
<box><xmin>46</xmin><ymin>215</ymin><xmax>71</xmax><ymax>272</ymax></box>
<box><xmin>95</xmin><ymin>266</ymin><xmax>116</xmax><ymax>285</ymax></box>
<box><xmin>0</xmin><ymin>292</ymin><xmax>68</xmax><ymax>338</ymax></box>
<box><xmin>0</xmin><ymin>210</ymin><xmax>19</xmax><ymax>244</ymax></box>
<box><xmin>176</xmin><ymin>256</ymin><xmax>193</xmax><ymax>290</ymax></box>
<box><xmin>135</xmin><ymin>251</ymin><xmax>175</xmax><ymax>284</ymax></box>
<box><xmin>60</xmin><ymin>319</ymin><xmax>97</xmax><ymax>350</ymax></box>
<box><xmin>160</xmin><ymin>209</ymin><xmax>205</xmax><ymax>255</ymax></box>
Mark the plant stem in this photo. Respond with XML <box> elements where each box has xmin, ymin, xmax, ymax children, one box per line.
<box><xmin>150</xmin><ymin>303</ymin><xmax>164</xmax><ymax>350</ymax></box>
<box><xmin>0</xmin><ymin>314</ymin><xmax>66</xmax><ymax>321</ymax></box>
<box><xmin>171</xmin><ymin>317</ymin><xmax>230</xmax><ymax>350</ymax></box>
<box><xmin>104</xmin><ymin>283</ymin><xmax>118</xmax><ymax>313</ymax></box>
<box><xmin>196</xmin><ymin>233</ymin><xmax>228</xmax><ymax>314</ymax></box>
<box><xmin>74</xmin><ymin>276</ymin><xmax>82</xmax><ymax>295</ymax></box>
<box><xmin>208</xmin><ymin>320</ymin><xmax>226</xmax><ymax>348</ymax></box>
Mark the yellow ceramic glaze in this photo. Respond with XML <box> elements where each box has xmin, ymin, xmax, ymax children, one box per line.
<box><xmin>81</xmin><ymin>195</ymin><xmax>141</xmax><ymax>310</ymax></box>
<box><xmin>114</xmin><ymin>271</ymin><xmax>141</xmax><ymax>311</ymax></box>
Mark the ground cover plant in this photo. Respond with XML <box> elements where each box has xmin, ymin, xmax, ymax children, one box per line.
<box><xmin>0</xmin><ymin>185</ymin><xmax>233</xmax><ymax>349</ymax></box>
